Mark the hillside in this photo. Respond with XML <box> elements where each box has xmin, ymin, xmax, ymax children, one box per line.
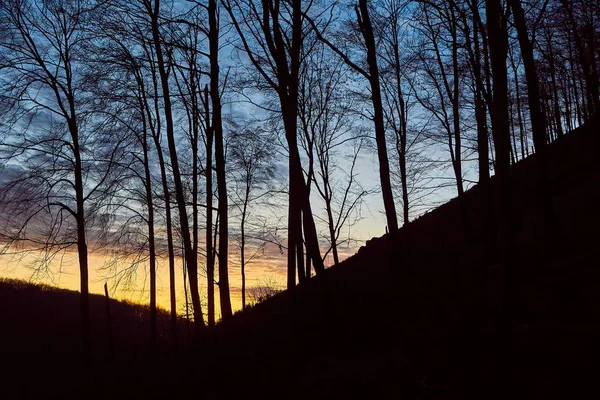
<box><xmin>0</xmin><ymin>278</ymin><xmax>186</xmax><ymax>353</ymax></box>
<box><xmin>208</xmin><ymin>116</ymin><xmax>600</xmax><ymax>399</ymax></box>
<box><xmin>0</xmin><ymin>279</ymin><xmax>191</xmax><ymax>398</ymax></box>
<box><xmin>0</xmin><ymin>118</ymin><xmax>598</xmax><ymax>399</ymax></box>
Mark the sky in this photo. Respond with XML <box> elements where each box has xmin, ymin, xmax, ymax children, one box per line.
<box><xmin>0</xmin><ymin>0</ymin><xmax>478</xmax><ymax>318</ymax></box>
<box><xmin>0</xmin><ymin>238</ymin><xmax>358</xmax><ymax>318</ymax></box>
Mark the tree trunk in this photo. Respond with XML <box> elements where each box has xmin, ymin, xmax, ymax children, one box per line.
<box><xmin>325</xmin><ymin>199</ymin><xmax>339</xmax><ymax>266</ymax></box>
<box><xmin>286</xmin><ymin>0</ymin><xmax>324</xmax><ymax>288</ymax></box>
<box><xmin>150</xmin><ymin>121</ymin><xmax>178</xmax><ymax>345</ymax></box>
<box><xmin>356</xmin><ymin>0</ymin><xmax>398</xmax><ymax>233</ymax></box>
<box><xmin>511</xmin><ymin>57</ymin><xmax>526</xmax><ymax>160</ymax></box>
<box><xmin>104</xmin><ymin>283</ymin><xmax>114</xmax><ymax>351</ymax></box>
<box><xmin>547</xmin><ymin>43</ymin><xmax>564</xmax><ymax>138</ymax></box>
<box><xmin>144</xmin><ymin>55</ymin><xmax>178</xmax><ymax>344</ymax></box>
<box><xmin>149</xmin><ymin>0</ymin><xmax>204</xmax><ymax>330</ymax></box>
<box><xmin>204</xmin><ymin>86</ymin><xmax>215</xmax><ymax>326</ymax></box>
<box><xmin>209</xmin><ymin>0</ymin><xmax>232</xmax><ymax>320</ymax></box>
<box><xmin>296</xmin><ymin>221</ymin><xmax>306</xmax><ymax>283</ymax></box>
<box><xmin>70</xmin><ymin>112</ymin><xmax>90</xmax><ymax>353</ymax></box>
<box><xmin>140</xmin><ymin>104</ymin><xmax>157</xmax><ymax>347</ymax></box>
<box><xmin>468</xmin><ymin>0</ymin><xmax>490</xmax><ymax>183</ymax></box>
<box><xmin>508</xmin><ymin>0</ymin><xmax>547</xmax><ymax>152</ymax></box>
<box><xmin>391</xmin><ymin>29</ymin><xmax>410</xmax><ymax>225</ymax></box>
<box><xmin>486</xmin><ymin>0</ymin><xmax>517</xmax><ymax>333</ymax></box>
<box><xmin>240</xmin><ymin>186</ymin><xmax>248</xmax><ymax>309</ymax></box>
<box><xmin>451</xmin><ymin>8</ymin><xmax>463</xmax><ymax>196</ymax></box>
<box><xmin>560</xmin><ymin>0</ymin><xmax>599</xmax><ymax>117</ymax></box>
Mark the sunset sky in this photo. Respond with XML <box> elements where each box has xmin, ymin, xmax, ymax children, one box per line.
<box><xmin>0</xmin><ymin>0</ymin><xmax>481</xmax><ymax>319</ymax></box>
<box><xmin>1</xmin><ymin>233</ymin><xmax>359</xmax><ymax>317</ymax></box>
<box><xmin>0</xmin><ymin>140</ymin><xmax>469</xmax><ymax>317</ymax></box>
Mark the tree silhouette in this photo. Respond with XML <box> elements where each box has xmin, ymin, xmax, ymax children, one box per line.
<box><xmin>222</xmin><ymin>0</ymin><xmax>325</xmax><ymax>290</ymax></box>
<box><xmin>0</xmin><ymin>0</ymin><xmax>126</xmax><ymax>350</ymax></box>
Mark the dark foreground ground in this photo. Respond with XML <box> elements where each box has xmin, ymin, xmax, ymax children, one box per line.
<box><xmin>1</xmin><ymin>119</ymin><xmax>599</xmax><ymax>399</ymax></box>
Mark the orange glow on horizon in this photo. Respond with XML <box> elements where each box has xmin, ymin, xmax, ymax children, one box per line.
<box><xmin>0</xmin><ymin>243</ymin><xmax>358</xmax><ymax>319</ymax></box>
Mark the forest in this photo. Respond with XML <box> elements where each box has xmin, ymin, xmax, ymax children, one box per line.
<box><xmin>0</xmin><ymin>0</ymin><xmax>598</xmax><ymax>371</ymax></box>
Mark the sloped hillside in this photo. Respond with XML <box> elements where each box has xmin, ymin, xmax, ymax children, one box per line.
<box><xmin>0</xmin><ymin>278</ymin><xmax>183</xmax><ymax>355</ymax></box>
<box><xmin>0</xmin><ymin>279</ymin><xmax>190</xmax><ymax>399</ymax></box>
<box><xmin>209</xmin><ymin>117</ymin><xmax>600</xmax><ymax>399</ymax></box>
<box><xmin>0</xmin><ymin>119</ymin><xmax>597</xmax><ymax>399</ymax></box>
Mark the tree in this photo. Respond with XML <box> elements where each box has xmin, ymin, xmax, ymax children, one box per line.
<box><xmin>229</xmin><ymin>125</ymin><xmax>276</xmax><ymax>309</ymax></box>
<box><xmin>507</xmin><ymin>0</ymin><xmax>548</xmax><ymax>152</ymax></box>
<box><xmin>485</xmin><ymin>0</ymin><xmax>518</xmax><ymax>332</ymax></box>
<box><xmin>208</xmin><ymin>0</ymin><xmax>232</xmax><ymax>320</ymax></box>
<box><xmin>559</xmin><ymin>0</ymin><xmax>599</xmax><ymax>117</ymax></box>
<box><xmin>305</xmin><ymin>0</ymin><xmax>399</xmax><ymax>232</ymax></box>
<box><xmin>88</xmin><ymin>35</ymin><xmax>163</xmax><ymax>346</ymax></box>
<box><xmin>0</xmin><ymin>0</ymin><xmax>124</xmax><ymax>350</ymax></box>
<box><xmin>247</xmin><ymin>274</ymin><xmax>284</xmax><ymax>306</ymax></box>
<box><xmin>141</xmin><ymin>0</ymin><xmax>205</xmax><ymax>329</ymax></box>
<box><xmin>411</xmin><ymin>0</ymin><xmax>466</xmax><ymax>197</ymax></box>
<box><xmin>355</xmin><ymin>0</ymin><xmax>399</xmax><ymax>231</ymax></box>
<box><xmin>298</xmin><ymin>45</ymin><xmax>371</xmax><ymax>266</ymax></box>
<box><xmin>223</xmin><ymin>0</ymin><xmax>325</xmax><ymax>290</ymax></box>
<box><xmin>378</xmin><ymin>0</ymin><xmax>413</xmax><ymax>225</ymax></box>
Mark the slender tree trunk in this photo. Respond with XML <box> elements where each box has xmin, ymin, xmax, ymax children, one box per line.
<box><xmin>304</xmin><ymin>137</ymin><xmax>314</xmax><ymax>278</ymax></box>
<box><xmin>190</xmin><ymin>72</ymin><xmax>200</xmax><ymax>326</ymax></box>
<box><xmin>357</xmin><ymin>0</ymin><xmax>398</xmax><ymax>233</ymax></box>
<box><xmin>511</xmin><ymin>59</ymin><xmax>526</xmax><ymax>159</ymax></box>
<box><xmin>104</xmin><ymin>283</ymin><xmax>113</xmax><ymax>351</ymax></box>
<box><xmin>284</xmin><ymin>0</ymin><xmax>324</xmax><ymax>289</ymax></box>
<box><xmin>240</xmin><ymin>184</ymin><xmax>249</xmax><ymax>309</ymax></box>
<box><xmin>451</xmin><ymin>11</ymin><xmax>463</xmax><ymax>196</ymax></box>
<box><xmin>508</xmin><ymin>0</ymin><xmax>547</xmax><ymax>152</ymax></box>
<box><xmin>287</xmin><ymin>145</ymin><xmax>298</xmax><ymax>289</ymax></box>
<box><xmin>149</xmin><ymin>0</ymin><xmax>204</xmax><ymax>330</ymax></box>
<box><xmin>70</xmin><ymin>113</ymin><xmax>90</xmax><ymax>352</ymax></box>
<box><xmin>486</xmin><ymin>0</ymin><xmax>517</xmax><ymax>333</ymax></box>
<box><xmin>151</xmin><ymin>130</ymin><xmax>177</xmax><ymax>345</ymax></box>
<box><xmin>325</xmin><ymin>198</ymin><xmax>339</xmax><ymax>266</ymax></box>
<box><xmin>391</xmin><ymin>31</ymin><xmax>410</xmax><ymax>225</ymax></box>
<box><xmin>209</xmin><ymin>0</ymin><xmax>232</xmax><ymax>320</ymax></box>
<box><xmin>547</xmin><ymin>43</ymin><xmax>564</xmax><ymax>137</ymax></box>
<box><xmin>76</xmin><ymin>213</ymin><xmax>90</xmax><ymax>352</ymax></box>
<box><xmin>508</xmin><ymin>94</ymin><xmax>517</xmax><ymax>164</ymax></box>
<box><xmin>143</xmin><ymin>56</ymin><xmax>178</xmax><ymax>345</ymax></box>
<box><xmin>284</xmin><ymin>107</ymin><xmax>324</xmax><ymax>285</ymax></box>
<box><xmin>398</xmin><ymin>134</ymin><xmax>409</xmax><ymax>225</ymax></box>
<box><xmin>560</xmin><ymin>0</ymin><xmax>599</xmax><ymax>117</ymax></box>
<box><xmin>140</xmin><ymin>102</ymin><xmax>157</xmax><ymax>346</ymax></box>
<box><xmin>204</xmin><ymin>86</ymin><xmax>215</xmax><ymax>326</ymax></box>
<box><xmin>470</xmin><ymin>1</ymin><xmax>490</xmax><ymax>183</ymax></box>
<box><xmin>182</xmin><ymin>243</ymin><xmax>190</xmax><ymax>335</ymax></box>
<box><xmin>296</xmin><ymin>222</ymin><xmax>306</xmax><ymax>283</ymax></box>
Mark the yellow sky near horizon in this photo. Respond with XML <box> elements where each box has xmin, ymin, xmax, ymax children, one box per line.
<box><xmin>0</xmin><ymin>242</ymin><xmax>358</xmax><ymax>319</ymax></box>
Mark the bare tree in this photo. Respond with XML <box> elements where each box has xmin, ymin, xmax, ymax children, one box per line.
<box><xmin>377</xmin><ymin>0</ymin><xmax>414</xmax><ymax>225</ymax></box>
<box><xmin>208</xmin><ymin>0</ymin><xmax>232</xmax><ymax>319</ymax></box>
<box><xmin>223</xmin><ymin>0</ymin><xmax>325</xmax><ymax>291</ymax></box>
<box><xmin>485</xmin><ymin>0</ymin><xmax>518</xmax><ymax>332</ymax></box>
<box><xmin>298</xmin><ymin>45</ymin><xmax>371</xmax><ymax>266</ymax></box>
<box><xmin>305</xmin><ymin>0</ymin><xmax>399</xmax><ymax>232</ymax></box>
<box><xmin>247</xmin><ymin>274</ymin><xmax>284</xmax><ymax>306</ymax></box>
<box><xmin>140</xmin><ymin>0</ymin><xmax>205</xmax><ymax>330</ymax></box>
<box><xmin>0</xmin><ymin>0</ymin><xmax>125</xmax><ymax>350</ymax></box>
<box><xmin>411</xmin><ymin>0</ymin><xmax>466</xmax><ymax>197</ymax></box>
<box><xmin>229</xmin><ymin>125</ymin><xmax>276</xmax><ymax>309</ymax></box>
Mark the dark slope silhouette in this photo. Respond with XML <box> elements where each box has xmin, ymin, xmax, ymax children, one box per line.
<box><xmin>0</xmin><ymin>279</ymin><xmax>190</xmax><ymax>398</ymax></box>
<box><xmin>208</xmin><ymin>116</ymin><xmax>600</xmax><ymax>399</ymax></box>
<box><xmin>0</xmin><ymin>118</ymin><xmax>598</xmax><ymax>399</ymax></box>
<box><xmin>0</xmin><ymin>279</ymin><xmax>185</xmax><ymax>353</ymax></box>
